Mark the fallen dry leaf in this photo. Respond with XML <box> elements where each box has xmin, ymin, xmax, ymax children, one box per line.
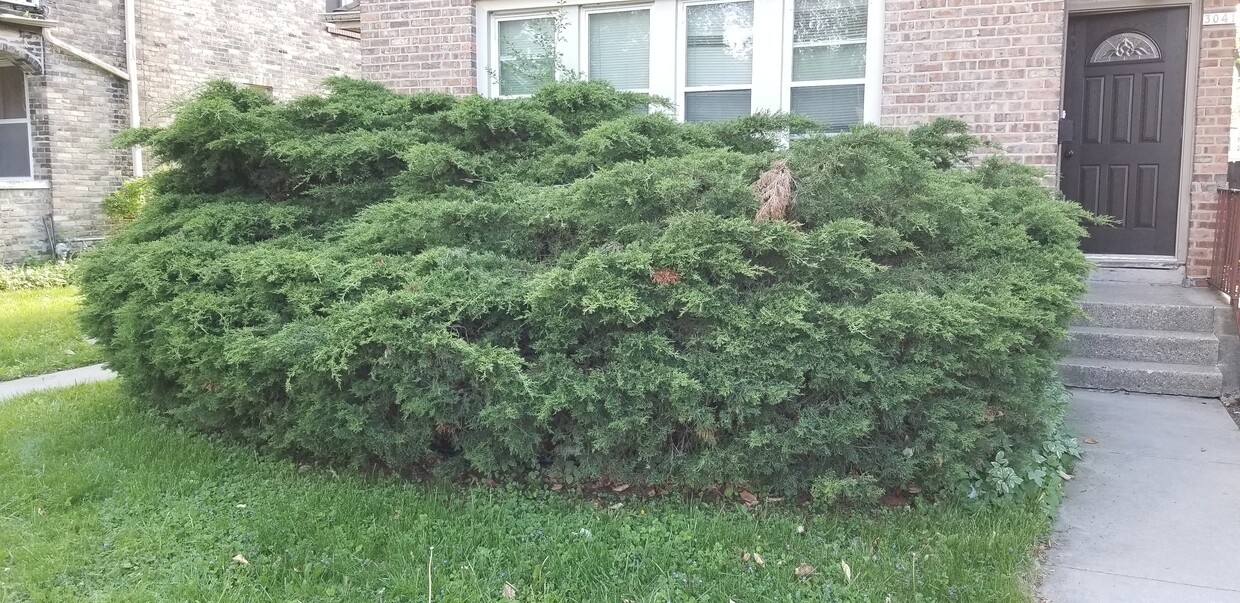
<box><xmin>1057</xmin><ymin>470</ymin><xmax>1074</xmax><ymax>481</ymax></box>
<box><xmin>753</xmin><ymin>553</ymin><xmax>766</xmax><ymax>567</ymax></box>
<box><xmin>841</xmin><ymin>560</ymin><xmax>852</xmax><ymax>583</ymax></box>
<box><xmin>741</xmin><ymin>552</ymin><xmax>752</xmax><ymax>562</ymax></box>
<box><xmin>765</xmin><ymin>496</ymin><xmax>785</xmax><ymax>503</ymax></box>
<box><xmin>612</xmin><ymin>484</ymin><xmax>631</xmax><ymax>493</ymax></box>
<box><xmin>608</xmin><ymin>502</ymin><xmax>624</xmax><ymax>511</ymax></box>
<box><xmin>232</xmin><ymin>554</ymin><xmax>249</xmax><ymax>566</ymax></box>
<box><xmin>550</xmin><ymin>483</ymin><xmax>563</xmax><ymax>492</ymax></box>
<box><xmin>906</xmin><ymin>485</ymin><xmax>922</xmax><ymax>494</ymax></box>
<box><xmin>502</xmin><ymin>582</ymin><xmax>516</xmax><ymax>599</ymax></box>
<box><xmin>739</xmin><ymin>491</ymin><xmax>759</xmax><ymax>505</ymax></box>
<box><xmin>795</xmin><ymin>563</ymin><xmax>815</xmax><ymax>578</ymax></box>
<box><xmin>1084</xmin><ymin>438</ymin><xmax>1099</xmax><ymax>445</ymax></box>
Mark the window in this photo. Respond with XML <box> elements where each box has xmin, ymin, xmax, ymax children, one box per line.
<box><xmin>586</xmin><ymin>8</ymin><xmax>650</xmax><ymax>93</ymax></box>
<box><xmin>478</xmin><ymin>0</ymin><xmax>882</xmax><ymax>128</ymax></box>
<box><xmin>787</xmin><ymin>0</ymin><xmax>869</xmax><ymax>132</ymax></box>
<box><xmin>1089</xmin><ymin>32</ymin><xmax>1161</xmax><ymax>64</ymax></box>
<box><xmin>496</xmin><ymin>16</ymin><xmax>558</xmax><ymax>97</ymax></box>
<box><xmin>0</xmin><ymin>64</ymin><xmax>32</xmax><ymax>179</ymax></box>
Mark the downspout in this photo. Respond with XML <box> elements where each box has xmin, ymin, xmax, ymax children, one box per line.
<box><xmin>124</xmin><ymin>0</ymin><xmax>142</xmax><ymax>177</ymax></box>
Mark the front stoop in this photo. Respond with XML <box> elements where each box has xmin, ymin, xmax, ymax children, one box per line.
<box><xmin>1059</xmin><ymin>271</ymin><xmax>1237</xmax><ymax>398</ymax></box>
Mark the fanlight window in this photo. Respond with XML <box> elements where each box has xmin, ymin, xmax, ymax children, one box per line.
<box><xmin>1089</xmin><ymin>32</ymin><xmax>1160</xmax><ymax>64</ymax></box>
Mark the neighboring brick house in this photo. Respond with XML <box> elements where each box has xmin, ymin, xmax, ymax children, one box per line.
<box><xmin>360</xmin><ymin>0</ymin><xmax>1237</xmax><ymax>283</ymax></box>
<box><xmin>0</xmin><ymin>0</ymin><xmax>361</xmax><ymax>263</ymax></box>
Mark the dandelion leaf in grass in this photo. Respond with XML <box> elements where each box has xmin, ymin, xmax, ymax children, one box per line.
<box><xmin>80</xmin><ymin>78</ymin><xmax>1091</xmax><ymax>500</ymax></box>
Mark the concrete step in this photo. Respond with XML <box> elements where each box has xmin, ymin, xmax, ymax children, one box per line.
<box><xmin>1066</xmin><ymin>326</ymin><xmax>1219</xmax><ymax>365</ymax></box>
<box><xmin>1076</xmin><ymin>301</ymin><xmax>1218</xmax><ymax>333</ymax></box>
<box><xmin>1059</xmin><ymin>357</ymin><xmax>1223</xmax><ymax>398</ymax></box>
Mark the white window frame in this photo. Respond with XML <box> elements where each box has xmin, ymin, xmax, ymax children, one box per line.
<box><xmin>677</xmin><ymin>0</ymin><xmax>760</xmax><ymax>122</ymax></box>
<box><xmin>780</xmin><ymin>0</ymin><xmax>884</xmax><ymax>126</ymax></box>
<box><xmin>475</xmin><ymin>0</ymin><xmax>884</xmax><ymax>125</ymax></box>
<box><xmin>579</xmin><ymin>3</ymin><xmax>654</xmax><ymax>95</ymax></box>
<box><xmin>0</xmin><ymin>61</ymin><xmax>35</xmax><ymax>182</ymax></box>
<box><xmin>487</xmin><ymin>8</ymin><xmax>580</xmax><ymax>98</ymax></box>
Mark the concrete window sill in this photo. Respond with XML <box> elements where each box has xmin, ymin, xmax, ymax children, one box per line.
<box><xmin>0</xmin><ymin>180</ymin><xmax>51</xmax><ymax>190</ymax></box>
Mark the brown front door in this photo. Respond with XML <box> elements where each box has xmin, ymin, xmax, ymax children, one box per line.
<box><xmin>1061</xmin><ymin>8</ymin><xmax>1189</xmax><ymax>256</ymax></box>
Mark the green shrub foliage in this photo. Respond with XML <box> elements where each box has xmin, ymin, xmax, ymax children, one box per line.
<box><xmin>81</xmin><ymin>78</ymin><xmax>1090</xmax><ymax>500</ymax></box>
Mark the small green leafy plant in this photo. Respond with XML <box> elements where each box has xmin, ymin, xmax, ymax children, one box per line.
<box><xmin>102</xmin><ymin>176</ymin><xmax>152</xmax><ymax>223</ymax></box>
<box><xmin>0</xmin><ymin>261</ymin><xmax>75</xmax><ymax>291</ymax></box>
<box><xmin>960</xmin><ymin>387</ymin><xmax>1083</xmax><ymax>515</ymax></box>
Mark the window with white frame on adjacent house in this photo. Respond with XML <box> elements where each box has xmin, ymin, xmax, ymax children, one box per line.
<box><xmin>0</xmin><ymin>64</ymin><xmax>33</xmax><ymax>179</ymax></box>
<box><xmin>478</xmin><ymin>0</ymin><xmax>882</xmax><ymax>129</ymax></box>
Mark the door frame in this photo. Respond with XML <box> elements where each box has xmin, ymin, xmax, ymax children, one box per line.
<box><xmin>1063</xmin><ymin>0</ymin><xmax>1202</xmax><ymax>264</ymax></box>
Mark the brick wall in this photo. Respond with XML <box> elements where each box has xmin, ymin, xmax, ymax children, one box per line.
<box><xmin>39</xmin><ymin>0</ymin><xmax>132</xmax><ymax>252</ymax></box>
<box><xmin>1185</xmin><ymin>0</ymin><xmax>1236</xmax><ymax>282</ymax></box>
<box><xmin>881</xmin><ymin>0</ymin><xmax>1066</xmax><ymax>172</ymax></box>
<box><xmin>137</xmin><ymin>0</ymin><xmax>362</xmax><ymax>125</ymax></box>
<box><xmin>360</xmin><ymin>0</ymin><xmax>476</xmax><ymax>94</ymax></box>
<box><xmin>0</xmin><ymin>0</ymin><xmax>360</xmax><ymax>263</ymax></box>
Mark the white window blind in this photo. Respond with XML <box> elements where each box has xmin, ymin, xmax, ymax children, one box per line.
<box><xmin>0</xmin><ymin>65</ymin><xmax>31</xmax><ymax>179</ymax></box>
<box><xmin>497</xmin><ymin>17</ymin><xmax>557</xmax><ymax>97</ymax></box>
<box><xmin>789</xmin><ymin>0</ymin><xmax>867</xmax><ymax>132</ymax></box>
<box><xmin>587</xmin><ymin>9</ymin><xmax>650</xmax><ymax>91</ymax></box>
<box><xmin>683</xmin><ymin>1</ymin><xmax>753</xmax><ymax>122</ymax></box>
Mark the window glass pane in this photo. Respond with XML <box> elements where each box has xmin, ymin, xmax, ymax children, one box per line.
<box><xmin>0</xmin><ymin>66</ymin><xmax>26</xmax><ymax>120</ymax></box>
<box><xmin>588</xmin><ymin>10</ymin><xmax>650</xmax><ymax>91</ymax></box>
<box><xmin>793</xmin><ymin>0</ymin><xmax>868</xmax><ymax>44</ymax></box>
<box><xmin>790</xmin><ymin>85</ymin><xmax>864</xmax><ymax>132</ymax></box>
<box><xmin>498</xmin><ymin>17</ymin><xmax>556</xmax><ymax>96</ymax></box>
<box><xmin>685</xmin><ymin>2</ymin><xmax>753</xmax><ymax>87</ymax></box>
<box><xmin>684</xmin><ymin>90</ymin><xmax>751</xmax><ymax>122</ymax></box>
<box><xmin>0</xmin><ymin>122</ymin><xmax>31</xmax><ymax>178</ymax></box>
<box><xmin>792</xmin><ymin>43</ymin><xmax>865</xmax><ymax>82</ymax></box>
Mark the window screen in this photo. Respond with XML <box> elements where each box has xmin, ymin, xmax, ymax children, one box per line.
<box><xmin>0</xmin><ymin>66</ymin><xmax>31</xmax><ymax>178</ymax></box>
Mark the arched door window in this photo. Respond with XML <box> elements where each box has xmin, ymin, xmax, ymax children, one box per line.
<box><xmin>1089</xmin><ymin>32</ymin><xmax>1161</xmax><ymax>64</ymax></box>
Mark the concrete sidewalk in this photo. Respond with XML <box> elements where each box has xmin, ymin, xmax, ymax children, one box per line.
<box><xmin>1041</xmin><ymin>389</ymin><xmax>1240</xmax><ymax>602</ymax></box>
<box><xmin>0</xmin><ymin>363</ymin><xmax>116</xmax><ymax>401</ymax></box>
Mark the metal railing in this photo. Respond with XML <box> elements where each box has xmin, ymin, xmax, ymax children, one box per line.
<box><xmin>1208</xmin><ymin>188</ymin><xmax>1240</xmax><ymax>308</ymax></box>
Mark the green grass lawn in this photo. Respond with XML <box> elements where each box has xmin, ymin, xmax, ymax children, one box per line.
<box><xmin>0</xmin><ymin>383</ymin><xmax>1051</xmax><ymax>602</ymax></box>
<box><xmin>0</xmin><ymin>287</ymin><xmax>103</xmax><ymax>381</ymax></box>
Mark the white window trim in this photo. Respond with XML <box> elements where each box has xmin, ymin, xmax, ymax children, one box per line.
<box><xmin>678</xmin><ymin>0</ymin><xmax>758</xmax><ymax>122</ymax></box>
<box><xmin>0</xmin><ymin>67</ymin><xmax>35</xmax><ymax>181</ymax></box>
<box><xmin>475</xmin><ymin>0</ymin><xmax>884</xmax><ymax>126</ymax></box>
<box><xmin>487</xmin><ymin>8</ymin><xmax>580</xmax><ymax>98</ymax></box>
<box><xmin>780</xmin><ymin>0</ymin><xmax>883</xmax><ymax>129</ymax></box>
<box><xmin>578</xmin><ymin>4</ymin><xmax>654</xmax><ymax>94</ymax></box>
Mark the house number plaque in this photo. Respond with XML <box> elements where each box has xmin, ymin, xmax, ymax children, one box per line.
<box><xmin>1203</xmin><ymin>11</ymin><xmax>1236</xmax><ymax>27</ymax></box>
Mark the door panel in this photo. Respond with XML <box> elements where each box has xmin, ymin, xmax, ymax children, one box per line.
<box><xmin>1061</xmin><ymin>8</ymin><xmax>1188</xmax><ymax>256</ymax></box>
